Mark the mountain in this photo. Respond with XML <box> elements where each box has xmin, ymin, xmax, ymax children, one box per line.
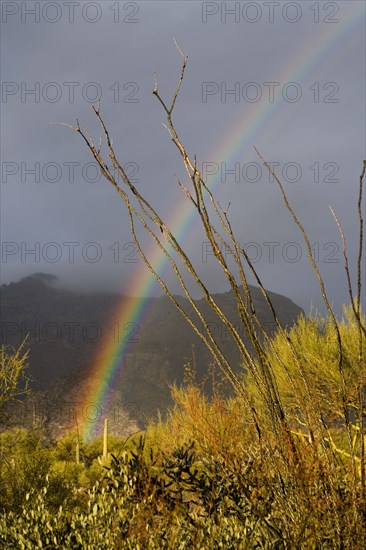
<box><xmin>0</xmin><ymin>273</ymin><xmax>304</xmax><ymax>438</ymax></box>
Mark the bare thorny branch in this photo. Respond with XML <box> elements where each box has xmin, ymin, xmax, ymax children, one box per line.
<box><xmin>151</xmin><ymin>48</ymin><xmax>293</xmax><ymax>439</ymax></box>
<box><xmin>254</xmin><ymin>147</ymin><xmax>366</xmax><ymax>505</ymax></box>
<box><xmin>329</xmin><ymin>161</ymin><xmax>366</xmax><ymax>502</ymax></box>
<box><xmin>60</xmin><ymin>46</ymin><xmax>365</xmax><ymax>509</ymax></box>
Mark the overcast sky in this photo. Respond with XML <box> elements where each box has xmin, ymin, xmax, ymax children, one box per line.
<box><xmin>1</xmin><ymin>0</ymin><xmax>365</xmax><ymax>316</ymax></box>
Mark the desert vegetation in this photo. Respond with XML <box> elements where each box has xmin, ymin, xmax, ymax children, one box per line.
<box><xmin>1</xmin><ymin>313</ymin><xmax>365</xmax><ymax>548</ymax></box>
<box><xmin>1</xmin><ymin>48</ymin><xmax>365</xmax><ymax>548</ymax></box>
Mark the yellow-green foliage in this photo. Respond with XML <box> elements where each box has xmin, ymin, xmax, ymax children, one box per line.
<box><xmin>1</xmin><ymin>380</ymin><xmax>365</xmax><ymax>548</ymax></box>
<box><xmin>0</xmin><ymin>341</ymin><xmax>29</xmax><ymax>407</ymax></box>
<box><xmin>1</xmin><ymin>308</ymin><xmax>366</xmax><ymax>547</ymax></box>
<box><xmin>247</xmin><ymin>307</ymin><xmax>365</xmax><ymax>429</ymax></box>
<box><xmin>145</xmin><ymin>383</ymin><xmax>253</xmax><ymax>460</ymax></box>
<box><xmin>0</xmin><ymin>428</ymin><xmax>62</xmax><ymax>512</ymax></box>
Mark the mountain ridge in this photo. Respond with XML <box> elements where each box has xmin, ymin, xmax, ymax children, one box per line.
<box><xmin>0</xmin><ymin>273</ymin><xmax>304</xmax><ymax>437</ymax></box>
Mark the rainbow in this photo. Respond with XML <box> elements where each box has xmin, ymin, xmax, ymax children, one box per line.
<box><xmin>78</xmin><ymin>5</ymin><xmax>364</xmax><ymax>441</ymax></box>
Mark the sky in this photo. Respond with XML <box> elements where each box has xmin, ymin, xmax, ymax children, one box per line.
<box><xmin>1</xmin><ymin>0</ymin><xmax>365</xmax><ymax>316</ymax></box>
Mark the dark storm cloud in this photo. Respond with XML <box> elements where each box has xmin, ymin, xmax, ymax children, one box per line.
<box><xmin>1</xmin><ymin>0</ymin><xmax>365</xmax><ymax>315</ymax></box>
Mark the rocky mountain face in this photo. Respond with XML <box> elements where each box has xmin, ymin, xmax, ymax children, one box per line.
<box><xmin>0</xmin><ymin>273</ymin><xmax>304</xmax><ymax>438</ymax></box>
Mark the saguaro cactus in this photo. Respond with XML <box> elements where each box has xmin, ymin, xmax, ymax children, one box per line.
<box><xmin>103</xmin><ymin>418</ymin><xmax>108</xmax><ymax>460</ymax></box>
